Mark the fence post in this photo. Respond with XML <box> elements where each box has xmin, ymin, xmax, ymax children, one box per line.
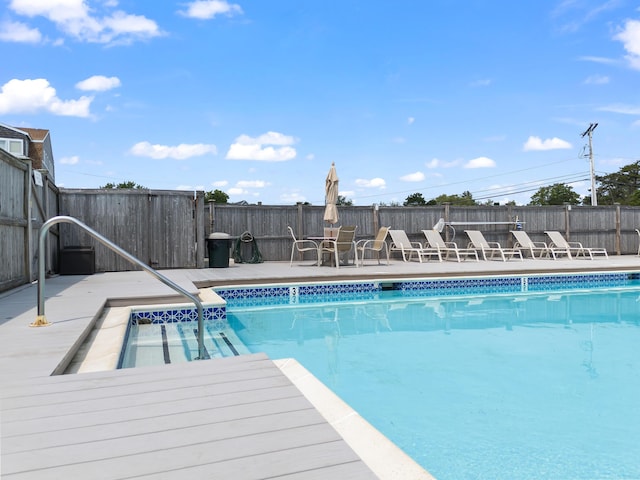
<box><xmin>615</xmin><ymin>204</ymin><xmax>621</xmax><ymax>255</ymax></box>
<box><xmin>564</xmin><ymin>204</ymin><xmax>571</xmax><ymax>239</ymax></box>
<box><xmin>443</xmin><ymin>203</ymin><xmax>451</xmax><ymax>241</ymax></box>
<box><xmin>296</xmin><ymin>202</ymin><xmax>304</xmax><ymax>239</ymax></box>
<box><xmin>373</xmin><ymin>204</ymin><xmax>379</xmax><ymax>232</ymax></box>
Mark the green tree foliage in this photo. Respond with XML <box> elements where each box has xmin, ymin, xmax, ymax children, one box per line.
<box><xmin>404</xmin><ymin>192</ymin><xmax>427</xmax><ymax>206</ymax></box>
<box><xmin>100</xmin><ymin>180</ymin><xmax>146</xmax><ymax>189</ymax></box>
<box><xmin>336</xmin><ymin>195</ymin><xmax>353</xmax><ymax>206</ymax></box>
<box><xmin>204</xmin><ymin>189</ymin><xmax>229</xmax><ymax>203</ymax></box>
<box><xmin>594</xmin><ymin>160</ymin><xmax>640</xmax><ymax>205</ymax></box>
<box><xmin>430</xmin><ymin>190</ymin><xmax>477</xmax><ymax>206</ymax></box>
<box><xmin>529</xmin><ymin>183</ymin><xmax>580</xmax><ymax>205</ymax></box>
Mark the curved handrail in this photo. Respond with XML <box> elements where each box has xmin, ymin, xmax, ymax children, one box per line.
<box><xmin>35</xmin><ymin>216</ymin><xmax>206</xmax><ymax>360</ymax></box>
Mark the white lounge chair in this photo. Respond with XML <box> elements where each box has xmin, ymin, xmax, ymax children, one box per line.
<box><xmin>356</xmin><ymin>226</ymin><xmax>390</xmax><ymax>266</ymax></box>
<box><xmin>389</xmin><ymin>229</ymin><xmax>442</xmax><ymax>262</ymax></box>
<box><xmin>422</xmin><ymin>229</ymin><xmax>478</xmax><ymax>262</ymax></box>
<box><xmin>465</xmin><ymin>230</ymin><xmax>523</xmax><ymax>262</ymax></box>
<box><xmin>511</xmin><ymin>230</ymin><xmax>571</xmax><ymax>259</ymax></box>
<box><xmin>287</xmin><ymin>226</ymin><xmax>319</xmax><ymax>266</ymax></box>
<box><xmin>544</xmin><ymin>231</ymin><xmax>608</xmax><ymax>260</ymax></box>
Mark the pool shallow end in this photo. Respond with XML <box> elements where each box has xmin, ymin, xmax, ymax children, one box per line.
<box><xmin>275</xmin><ymin>357</ymin><xmax>435</xmax><ymax>480</ymax></box>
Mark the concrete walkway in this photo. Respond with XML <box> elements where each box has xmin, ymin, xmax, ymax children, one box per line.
<box><xmin>2</xmin><ymin>256</ymin><xmax>639</xmax><ymax>479</ymax></box>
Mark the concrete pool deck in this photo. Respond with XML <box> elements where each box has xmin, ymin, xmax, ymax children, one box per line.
<box><xmin>2</xmin><ymin>255</ymin><xmax>640</xmax><ymax>479</ymax></box>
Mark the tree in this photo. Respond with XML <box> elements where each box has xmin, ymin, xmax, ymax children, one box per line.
<box><xmin>404</xmin><ymin>192</ymin><xmax>427</xmax><ymax>206</ymax></box>
<box><xmin>594</xmin><ymin>160</ymin><xmax>640</xmax><ymax>205</ymax></box>
<box><xmin>430</xmin><ymin>190</ymin><xmax>477</xmax><ymax>206</ymax></box>
<box><xmin>336</xmin><ymin>195</ymin><xmax>353</xmax><ymax>206</ymax></box>
<box><xmin>205</xmin><ymin>189</ymin><xmax>229</xmax><ymax>203</ymax></box>
<box><xmin>529</xmin><ymin>183</ymin><xmax>580</xmax><ymax>205</ymax></box>
<box><xmin>100</xmin><ymin>180</ymin><xmax>146</xmax><ymax>189</ymax></box>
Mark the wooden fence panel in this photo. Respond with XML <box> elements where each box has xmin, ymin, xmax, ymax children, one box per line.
<box><xmin>59</xmin><ymin>189</ymin><xmax>203</xmax><ymax>271</ymax></box>
<box><xmin>0</xmin><ymin>151</ymin><xmax>28</xmax><ymax>290</ymax></box>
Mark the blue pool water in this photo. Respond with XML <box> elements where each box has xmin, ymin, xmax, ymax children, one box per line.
<box><xmin>119</xmin><ymin>274</ymin><xmax>640</xmax><ymax>479</ymax></box>
<box><xmin>225</xmin><ymin>287</ymin><xmax>640</xmax><ymax>480</ymax></box>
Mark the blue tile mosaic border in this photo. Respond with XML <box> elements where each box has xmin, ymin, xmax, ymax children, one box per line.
<box><xmin>130</xmin><ymin>305</ymin><xmax>226</xmax><ymax>325</ymax></box>
<box><xmin>128</xmin><ymin>271</ymin><xmax>638</xmax><ymax>326</ymax></box>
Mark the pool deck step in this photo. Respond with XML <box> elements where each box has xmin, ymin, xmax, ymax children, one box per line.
<box><xmin>1</xmin><ymin>353</ymin><xmax>378</xmax><ymax>480</ymax></box>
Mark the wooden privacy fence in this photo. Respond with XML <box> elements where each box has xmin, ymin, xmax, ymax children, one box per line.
<box><xmin>1</xmin><ymin>150</ymin><xmax>58</xmax><ymax>292</ymax></box>
<box><xmin>206</xmin><ymin>203</ymin><xmax>640</xmax><ymax>261</ymax></box>
<box><xmin>59</xmin><ymin>189</ymin><xmax>205</xmax><ymax>272</ymax></box>
<box><xmin>5</xmin><ymin>181</ymin><xmax>640</xmax><ymax>294</ymax></box>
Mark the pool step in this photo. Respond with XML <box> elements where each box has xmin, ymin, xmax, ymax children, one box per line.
<box><xmin>125</xmin><ymin>322</ymin><xmax>249</xmax><ymax>367</ymax></box>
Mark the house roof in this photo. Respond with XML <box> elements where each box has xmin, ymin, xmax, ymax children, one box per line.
<box><xmin>17</xmin><ymin>127</ymin><xmax>49</xmax><ymax>141</ymax></box>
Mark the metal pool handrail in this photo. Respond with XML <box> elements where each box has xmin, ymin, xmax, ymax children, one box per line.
<box><xmin>34</xmin><ymin>215</ymin><xmax>206</xmax><ymax>360</ymax></box>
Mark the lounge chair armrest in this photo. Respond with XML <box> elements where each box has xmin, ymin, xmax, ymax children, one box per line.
<box><xmin>567</xmin><ymin>241</ymin><xmax>584</xmax><ymax>248</ymax></box>
<box><xmin>487</xmin><ymin>242</ymin><xmax>501</xmax><ymax>248</ymax></box>
<box><xmin>443</xmin><ymin>242</ymin><xmax>458</xmax><ymax>248</ymax></box>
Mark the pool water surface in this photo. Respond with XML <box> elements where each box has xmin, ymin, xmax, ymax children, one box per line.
<box><xmin>226</xmin><ymin>288</ymin><xmax>640</xmax><ymax>480</ymax></box>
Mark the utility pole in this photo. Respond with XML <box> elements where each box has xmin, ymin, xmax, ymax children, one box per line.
<box><xmin>581</xmin><ymin>123</ymin><xmax>598</xmax><ymax>206</ymax></box>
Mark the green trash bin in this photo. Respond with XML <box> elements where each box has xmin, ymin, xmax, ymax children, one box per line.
<box><xmin>207</xmin><ymin>233</ymin><xmax>231</xmax><ymax>268</ymax></box>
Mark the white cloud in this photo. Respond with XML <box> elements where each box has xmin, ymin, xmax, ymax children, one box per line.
<box><xmin>236</xmin><ymin>180</ymin><xmax>268</xmax><ymax>188</ymax></box>
<box><xmin>129</xmin><ymin>141</ymin><xmax>217</xmax><ymax>160</ymax></box>
<box><xmin>0</xmin><ymin>20</ymin><xmax>42</xmax><ymax>43</ymax></box>
<box><xmin>178</xmin><ymin>0</ymin><xmax>243</xmax><ymax>19</ymax></box>
<box><xmin>75</xmin><ymin>75</ymin><xmax>121</xmax><ymax>91</ymax></box>
<box><xmin>0</xmin><ymin>78</ymin><xmax>93</xmax><ymax>117</ymax></box>
<box><xmin>614</xmin><ymin>19</ymin><xmax>640</xmax><ymax>70</ymax></box>
<box><xmin>226</xmin><ymin>131</ymin><xmax>297</xmax><ymax>161</ymax></box>
<box><xmin>355</xmin><ymin>178</ymin><xmax>386</xmax><ymax>188</ymax></box>
<box><xmin>175</xmin><ymin>184</ymin><xmax>205</xmax><ymax>191</ymax></box>
<box><xmin>464</xmin><ymin>156</ymin><xmax>496</xmax><ymax>168</ymax></box>
<box><xmin>228</xmin><ymin>187</ymin><xmax>247</xmax><ymax>196</ymax></box>
<box><xmin>426</xmin><ymin>157</ymin><xmax>459</xmax><ymax>168</ymax></box>
<box><xmin>6</xmin><ymin>0</ymin><xmax>162</xmax><ymax>45</ymax></box>
<box><xmin>60</xmin><ymin>155</ymin><xmax>79</xmax><ymax>165</ymax></box>
<box><xmin>578</xmin><ymin>55</ymin><xmax>618</xmax><ymax>65</ymax></box>
<box><xmin>598</xmin><ymin>104</ymin><xmax>640</xmax><ymax>115</ymax></box>
<box><xmin>583</xmin><ymin>74</ymin><xmax>609</xmax><ymax>85</ymax></box>
<box><xmin>407</xmin><ymin>117</ymin><xmax>415</xmax><ymax>125</ymax></box>
<box><xmin>470</xmin><ymin>78</ymin><xmax>492</xmax><ymax>87</ymax></box>
<box><xmin>400</xmin><ymin>171</ymin><xmax>425</xmax><ymax>182</ymax></box>
<box><xmin>280</xmin><ymin>192</ymin><xmax>306</xmax><ymax>203</ymax></box>
<box><xmin>523</xmin><ymin>136</ymin><xmax>572</xmax><ymax>151</ymax></box>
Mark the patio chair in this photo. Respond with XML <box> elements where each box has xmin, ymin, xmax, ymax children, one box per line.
<box><xmin>389</xmin><ymin>229</ymin><xmax>442</xmax><ymax>263</ymax></box>
<box><xmin>465</xmin><ymin>230</ymin><xmax>523</xmax><ymax>262</ymax></box>
<box><xmin>319</xmin><ymin>225</ymin><xmax>358</xmax><ymax>268</ymax></box>
<box><xmin>356</xmin><ymin>226</ymin><xmax>390</xmax><ymax>266</ymax></box>
<box><xmin>544</xmin><ymin>231</ymin><xmax>608</xmax><ymax>260</ymax></box>
<box><xmin>287</xmin><ymin>226</ymin><xmax>319</xmax><ymax>267</ymax></box>
<box><xmin>510</xmin><ymin>230</ymin><xmax>571</xmax><ymax>259</ymax></box>
<box><xmin>422</xmin><ymin>229</ymin><xmax>478</xmax><ymax>262</ymax></box>
<box><xmin>636</xmin><ymin>229</ymin><xmax>640</xmax><ymax>256</ymax></box>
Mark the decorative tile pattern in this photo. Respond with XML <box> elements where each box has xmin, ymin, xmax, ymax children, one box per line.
<box><xmin>131</xmin><ymin>305</ymin><xmax>226</xmax><ymax>325</ymax></box>
<box><xmin>129</xmin><ymin>272</ymin><xmax>638</xmax><ymax>326</ymax></box>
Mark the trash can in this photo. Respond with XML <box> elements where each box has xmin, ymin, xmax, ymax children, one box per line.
<box><xmin>207</xmin><ymin>233</ymin><xmax>231</xmax><ymax>268</ymax></box>
<box><xmin>60</xmin><ymin>246</ymin><xmax>95</xmax><ymax>275</ymax></box>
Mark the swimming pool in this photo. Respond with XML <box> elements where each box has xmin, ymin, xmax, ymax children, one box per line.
<box><xmin>119</xmin><ymin>272</ymin><xmax>640</xmax><ymax>480</ymax></box>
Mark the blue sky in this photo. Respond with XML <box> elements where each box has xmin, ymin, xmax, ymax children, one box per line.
<box><xmin>1</xmin><ymin>0</ymin><xmax>639</xmax><ymax>205</ymax></box>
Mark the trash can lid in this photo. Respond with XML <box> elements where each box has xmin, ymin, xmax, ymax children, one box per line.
<box><xmin>208</xmin><ymin>232</ymin><xmax>230</xmax><ymax>239</ymax></box>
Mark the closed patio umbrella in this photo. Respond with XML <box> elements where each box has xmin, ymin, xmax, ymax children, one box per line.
<box><xmin>323</xmin><ymin>162</ymin><xmax>339</xmax><ymax>225</ymax></box>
